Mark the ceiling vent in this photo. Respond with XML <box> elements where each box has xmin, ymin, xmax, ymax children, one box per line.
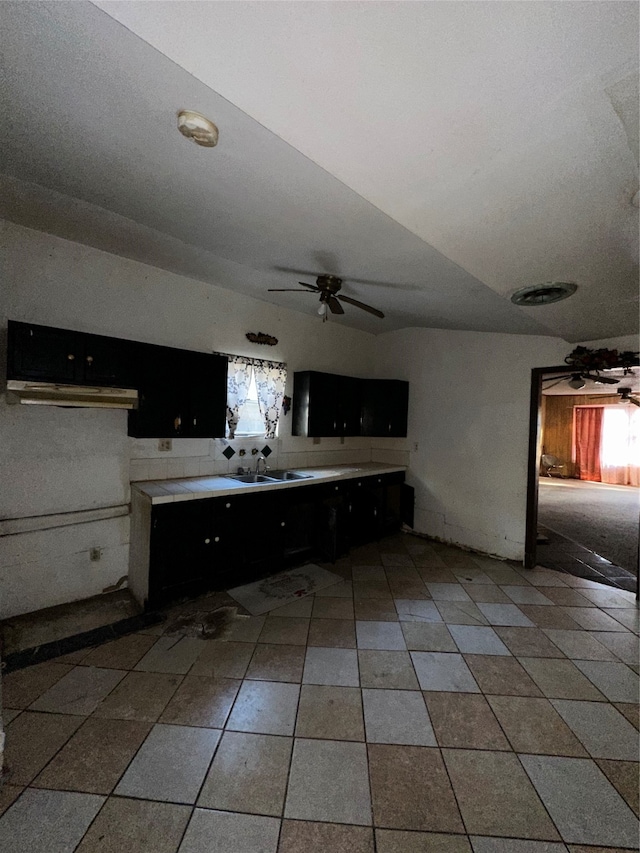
<box><xmin>177</xmin><ymin>110</ymin><xmax>219</xmax><ymax>147</ymax></box>
<box><xmin>511</xmin><ymin>282</ymin><xmax>577</xmax><ymax>306</ymax></box>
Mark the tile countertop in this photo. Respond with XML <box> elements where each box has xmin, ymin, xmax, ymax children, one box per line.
<box><xmin>132</xmin><ymin>462</ymin><xmax>407</xmax><ymax>505</ymax></box>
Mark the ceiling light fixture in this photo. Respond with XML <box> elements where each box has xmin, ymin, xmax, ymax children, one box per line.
<box><xmin>177</xmin><ymin>110</ymin><xmax>219</xmax><ymax>147</ymax></box>
<box><xmin>568</xmin><ymin>373</ymin><xmax>586</xmax><ymax>390</ymax></box>
<box><xmin>511</xmin><ymin>282</ymin><xmax>577</xmax><ymax>306</ymax></box>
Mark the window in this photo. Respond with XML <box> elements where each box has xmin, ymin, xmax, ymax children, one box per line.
<box><xmin>232</xmin><ymin>372</ymin><xmax>269</xmax><ymax>437</ymax></box>
<box><xmin>225</xmin><ymin>355</ymin><xmax>287</xmax><ymax>440</ymax></box>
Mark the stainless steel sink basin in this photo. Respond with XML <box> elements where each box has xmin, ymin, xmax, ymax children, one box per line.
<box><xmin>267</xmin><ymin>471</ymin><xmax>313</xmax><ymax>481</ymax></box>
<box><xmin>227</xmin><ymin>473</ymin><xmax>275</xmax><ymax>484</ymax></box>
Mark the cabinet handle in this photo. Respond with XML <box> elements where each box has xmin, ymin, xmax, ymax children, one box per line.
<box><xmin>86</xmin><ymin>355</ymin><xmax>94</xmax><ymax>364</ymax></box>
<box><xmin>204</xmin><ymin>538</ymin><xmax>210</xmax><ymax>544</ymax></box>
<box><xmin>225</xmin><ymin>502</ymin><xmax>231</xmax><ymax>509</ymax></box>
<box><xmin>214</xmin><ymin>536</ymin><xmax>220</xmax><ymax>543</ymax></box>
<box><xmin>193</xmin><ymin>418</ymin><xmax>197</xmax><ymax>426</ymax></box>
<box><xmin>358</xmin><ymin>482</ymin><xmax>362</xmax><ymax>487</ymax></box>
<box><xmin>377</xmin><ymin>478</ymin><xmax>382</xmax><ymax>483</ymax></box>
<box><xmin>174</xmin><ymin>416</ymin><xmax>181</xmax><ymax>431</ymax></box>
<box><xmin>67</xmin><ymin>353</ymin><xmax>75</xmax><ymax>361</ymax></box>
<box><xmin>334</xmin><ymin>486</ymin><xmax>339</xmax><ymax>491</ymax></box>
<box><xmin>280</xmin><ymin>521</ymin><xmax>286</xmax><ymax>527</ymax></box>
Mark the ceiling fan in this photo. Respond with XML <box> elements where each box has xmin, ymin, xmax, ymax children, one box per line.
<box><xmin>542</xmin><ymin>371</ymin><xmax>622</xmax><ymax>391</ymax></box>
<box><xmin>268</xmin><ymin>274</ymin><xmax>384</xmax><ymax>320</ymax></box>
<box><xmin>617</xmin><ymin>387</ymin><xmax>640</xmax><ymax>407</ymax></box>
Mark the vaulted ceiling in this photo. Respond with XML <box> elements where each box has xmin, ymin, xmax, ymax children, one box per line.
<box><xmin>1</xmin><ymin>1</ymin><xmax>638</xmax><ymax>340</ymax></box>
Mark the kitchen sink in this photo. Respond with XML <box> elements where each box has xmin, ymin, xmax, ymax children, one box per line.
<box><xmin>226</xmin><ymin>470</ymin><xmax>313</xmax><ymax>484</ymax></box>
<box><xmin>227</xmin><ymin>473</ymin><xmax>275</xmax><ymax>484</ymax></box>
<box><xmin>266</xmin><ymin>471</ymin><xmax>313</xmax><ymax>481</ymax></box>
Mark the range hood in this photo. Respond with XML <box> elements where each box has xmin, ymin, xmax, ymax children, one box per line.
<box><xmin>6</xmin><ymin>380</ymin><xmax>138</xmax><ymax>409</ymax></box>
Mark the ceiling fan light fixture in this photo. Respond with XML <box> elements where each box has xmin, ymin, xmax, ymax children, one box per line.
<box><xmin>511</xmin><ymin>282</ymin><xmax>578</xmax><ymax>306</ymax></box>
<box><xmin>568</xmin><ymin>374</ymin><xmax>586</xmax><ymax>389</ymax></box>
<box><xmin>177</xmin><ymin>110</ymin><xmax>219</xmax><ymax>147</ymax></box>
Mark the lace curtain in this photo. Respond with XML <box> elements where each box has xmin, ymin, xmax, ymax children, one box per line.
<box><xmin>252</xmin><ymin>358</ymin><xmax>287</xmax><ymax>439</ymax></box>
<box><xmin>226</xmin><ymin>356</ymin><xmax>253</xmax><ymax>439</ymax></box>
<box><xmin>600</xmin><ymin>405</ymin><xmax>640</xmax><ymax>486</ymax></box>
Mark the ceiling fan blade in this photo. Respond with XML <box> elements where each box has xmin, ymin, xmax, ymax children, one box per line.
<box><xmin>630</xmin><ymin>397</ymin><xmax>640</xmax><ymax>407</ymax></box>
<box><xmin>542</xmin><ymin>377</ymin><xmax>571</xmax><ymax>390</ymax></box>
<box><xmin>298</xmin><ymin>281</ymin><xmax>321</xmax><ymax>291</ymax></box>
<box><xmin>337</xmin><ymin>294</ymin><xmax>385</xmax><ymax>318</ymax></box>
<box><xmin>327</xmin><ymin>296</ymin><xmax>344</xmax><ymax>315</ymax></box>
<box><xmin>542</xmin><ymin>374</ymin><xmax>572</xmax><ymax>383</ymax></box>
<box><xmin>267</xmin><ymin>288</ymin><xmax>317</xmax><ymax>292</ymax></box>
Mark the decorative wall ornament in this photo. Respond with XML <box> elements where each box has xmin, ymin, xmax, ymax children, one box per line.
<box><xmin>246</xmin><ymin>332</ymin><xmax>278</xmax><ymax>346</ymax></box>
<box><xmin>565</xmin><ymin>347</ymin><xmax>639</xmax><ymax>374</ymax></box>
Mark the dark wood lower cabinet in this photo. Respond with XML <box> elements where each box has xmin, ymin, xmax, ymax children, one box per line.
<box><xmin>146</xmin><ymin>472</ymin><xmax>412</xmax><ymax>608</ymax></box>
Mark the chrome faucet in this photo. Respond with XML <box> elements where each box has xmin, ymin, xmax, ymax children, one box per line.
<box><xmin>255</xmin><ymin>454</ymin><xmax>269</xmax><ymax>475</ymax></box>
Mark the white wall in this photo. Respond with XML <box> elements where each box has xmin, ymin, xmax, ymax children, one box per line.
<box><xmin>373</xmin><ymin>328</ymin><xmax>569</xmax><ymax>560</ymax></box>
<box><xmin>0</xmin><ymin>221</ymin><xmax>376</xmax><ymax>617</ymax></box>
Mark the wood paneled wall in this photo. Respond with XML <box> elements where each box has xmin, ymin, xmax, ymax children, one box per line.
<box><xmin>541</xmin><ymin>394</ymin><xmax>618</xmax><ymax>478</ymax></box>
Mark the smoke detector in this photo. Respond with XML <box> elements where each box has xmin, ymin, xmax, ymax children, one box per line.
<box><xmin>177</xmin><ymin>110</ymin><xmax>219</xmax><ymax>147</ymax></box>
<box><xmin>511</xmin><ymin>282</ymin><xmax>577</xmax><ymax>306</ymax></box>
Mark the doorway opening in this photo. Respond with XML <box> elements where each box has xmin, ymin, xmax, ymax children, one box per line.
<box><xmin>525</xmin><ymin>366</ymin><xmax>639</xmax><ymax>594</ymax></box>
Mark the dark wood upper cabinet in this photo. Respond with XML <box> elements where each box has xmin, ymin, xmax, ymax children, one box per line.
<box><xmin>293</xmin><ymin>370</ymin><xmax>408</xmax><ymax>438</ymax></box>
<box><xmin>361</xmin><ymin>378</ymin><xmax>409</xmax><ymax>437</ymax></box>
<box><xmin>7</xmin><ymin>320</ymin><xmax>136</xmax><ymax>388</ymax></box>
<box><xmin>8</xmin><ymin>320</ymin><xmax>228</xmax><ymax>439</ymax></box>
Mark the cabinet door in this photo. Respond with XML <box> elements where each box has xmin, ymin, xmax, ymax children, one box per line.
<box><xmin>128</xmin><ymin>344</ymin><xmax>183</xmax><ymax>438</ymax></box>
<box><xmin>362</xmin><ymin>379</ymin><xmax>409</xmax><ymax>437</ymax></box>
<box><xmin>293</xmin><ymin>371</ymin><xmax>340</xmax><ymax>437</ymax></box>
<box><xmin>337</xmin><ymin>376</ymin><xmax>363</xmax><ymax>436</ymax></box>
<box><xmin>7</xmin><ymin>321</ymin><xmax>80</xmax><ymax>383</ymax></box>
<box><xmin>82</xmin><ymin>333</ymin><xmax>137</xmax><ymax>388</ymax></box>
<box><xmin>347</xmin><ymin>476</ymin><xmax>383</xmax><ymax>544</ymax></box>
<box><xmin>181</xmin><ymin>351</ymin><xmax>227</xmax><ymax>438</ymax></box>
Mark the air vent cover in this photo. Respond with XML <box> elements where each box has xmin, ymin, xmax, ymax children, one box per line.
<box><xmin>511</xmin><ymin>282</ymin><xmax>577</xmax><ymax>306</ymax></box>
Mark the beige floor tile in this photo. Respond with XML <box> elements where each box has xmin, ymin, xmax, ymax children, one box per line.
<box><xmin>279</xmin><ymin>820</ymin><xmax>374</xmax><ymax>853</ymax></box>
<box><xmin>0</xmin><ymin>785</ymin><xmax>24</xmax><ymax>818</ymax></box>
<box><xmin>190</xmin><ymin>640</ymin><xmax>255</xmax><ymax>678</ymax></box>
<box><xmin>542</xmin><ymin>630</ymin><xmax>618</xmax><ymax>661</ymax></box>
<box><xmin>540</xmin><ymin>587</ymin><xmax>595</xmax><ymax>607</ymax></box>
<box><xmin>387</xmin><ymin>579</ymin><xmax>431</xmax><ymax>599</ymax></box>
<box><xmin>226</xmin><ymin>680</ymin><xmax>300</xmax><ymax>735</ymax></box>
<box><xmin>133</xmin><ymin>636</ymin><xmax>205</xmax><ymax>674</ymax></box>
<box><xmin>285</xmin><ymin>738</ymin><xmax>372</xmax><ymax>825</ymax></box>
<box><xmin>363</xmin><ymin>689</ymin><xmax>436</xmax><ymax>746</ymax></box>
<box><xmin>463</xmin><ymin>655</ymin><xmax>543</xmax><ymax>696</ymax></box>
<box><xmin>353</xmin><ymin>582</ymin><xmax>393</xmax><ymax>601</ymax></box>
<box><xmin>519</xmin><ymin>658</ymin><xmax>606</xmax><ymax>700</ymax></box>
<box><xmin>3</xmin><ymin>708</ymin><xmax>21</xmax><ymax>725</ymax></box>
<box><xmin>592</xmin><ymin>631</ymin><xmax>640</xmax><ymax>665</ymax></box>
<box><xmin>227</xmin><ymin>615</ymin><xmax>267</xmax><ymax>642</ymax></box>
<box><xmin>487</xmin><ymin>696</ymin><xmax>587</xmax><ymax>756</ymax></box>
<box><xmin>494</xmin><ymin>627</ymin><xmax>565</xmax><ymax>658</ymax></box>
<box><xmin>562</xmin><ymin>608</ymin><xmax>628</xmax><ymax>632</ymax></box>
<box><xmin>375</xmin><ymin>829</ymin><xmax>471</xmax><ymax>852</ymax></box>
<box><xmin>416</xmin><ymin>567</ymin><xmax>459</xmax><ymax>583</ymax></box>
<box><xmin>435</xmin><ymin>601</ymin><xmax>489</xmax><ymax>626</ymax></box>
<box><xmin>381</xmin><ymin>552</ymin><xmax>415</xmax><ymax>567</ymax></box>
<box><xmin>312</xmin><ymin>597</ymin><xmax>354</xmax><ymax>619</ymax></box>
<box><xmin>245</xmin><ymin>643</ymin><xmax>306</xmax><ymax>682</ymax></box>
<box><xmin>481</xmin><ymin>566</ymin><xmax>531</xmax><ymax>585</ymax></box>
<box><xmin>401</xmin><ymin>623</ymin><xmax>457</xmax><ymax>652</ymax></box>
<box><xmin>615</xmin><ymin>702</ymin><xmax>639</xmax><ymax>730</ymax></box>
<box><xmin>596</xmin><ymin>759</ymin><xmax>640</xmax><ymax>816</ymax></box>
<box><xmin>258</xmin><ymin>617</ymin><xmax>309</xmax><ymax>645</ymax></box>
<box><xmin>29</xmin><ymin>667</ymin><xmax>126</xmax><ymax>715</ymax></box>
<box><xmin>603</xmin><ymin>608</ymin><xmax>640</xmax><ymax>633</ymax></box>
<box><xmin>567</xmin><ymin>847</ymin><xmax>637</xmax><ymax>853</ymax></box>
<box><xmin>75</xmin><ymin>796</ymin><xmax>191</xmax><ymax>853</ymax></box>
<box><xmin>80</xmin><ymin>634</ymin><xmax>157</xmax><ymax>670</ymax></box>
<box><xmin>199</xmin><ymin>731</ymin><xmax>291</xmax><ymax>815</ymax></box>
<box><xmin>393</xmin><ymin>599</ymin><xmax>441</xmax><ymax>623</ymax></box>
<box><xmin>5</xmin><ymin>711</ymin><xmax>83</xmax><ymax>785</ymax></box>
<box><xmin>461</xmin><ymin>585</ymin><xmax>512</xmax><ymax>604</ymax></box>
<box><xmin>314</xmin><ymin>580</ymin><xmax>353</xmax><ymax>598</ymax></box>
<box><xmin>92</xmin><ymin>671</ymin><xmax>183</xmax><ymax>721</ymax></box>
<box><xmin>3</xmin><ymin>662</ymin><xmax>73</xmax><ymax>709</ymax></box>
<box><xmin>307</xmin><ymin>618</ymin><xmax>357</xmax><ymax>648</ymax></box>
<box><xmin>32</xmin><ymin>717</ymin><xmax>151</xmax><ymax>793</ymax></box>
<box><xmin>158</xmin><ymin>675</ymin><xmax>241</xmax><ymax>727</ymax></box>
<box><xmin>518</xmin><ymin>606</ymin><xmax>582</xmax><ymax>630</ymax></box>
<box><xmin>443</xmin><ymin>749</ymin><xmax>559</xmax><ymax>840</ymax></box>
<box><xmin>425</xmin><ymin>692</ymin><xmax>510</xmax><ymax>750</ymax></box>
<box><xmin>368</xmin><ymin>744</ymin><xmax>463</xmax><ymax>832</ymax></box>
<box><xmin>270</xmin><ymin>597</ymin><xmax>314</xmax><ymax>617</ymax></box>
<box><xmin>296</xmin><ymin>684</ymin><xmax>364</xmax><ymax>740</ymax></box>
<box><xmin>179</xmin><ymin>808</ymin><xmax>280</xmax><ymax>853</ymax></box>
<box><xmin>355</xmin><ymin>599</ymin><xmax>399</xmax><ymax>621</ymax></box>
<box><xmin>358</xmin><ymin>650</ymin><xmax>419</xmax><ymax>689</ymax></box>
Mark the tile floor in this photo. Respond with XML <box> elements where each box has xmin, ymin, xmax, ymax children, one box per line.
<box><xmin>1</xmin><ymin>534</ymin><xmax>639</xmax><ymax>852</ymax></box>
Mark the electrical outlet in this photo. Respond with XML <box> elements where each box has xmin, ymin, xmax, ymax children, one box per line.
<box><xmin>158</xmin><ymin>439</ymin><xmax>172</xmax><ymax>452</ymax></box>
<box><xmin>90</xmin><ymin>547</ymin><xmax>102</xmax><ymax>562</ymax></box>
<box><xmin>313</xmin><ymin>437</ymin><xmax>321</xmax><ymax>445</ymax></box>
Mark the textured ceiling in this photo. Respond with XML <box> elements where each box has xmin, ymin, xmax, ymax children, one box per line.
<box><xmin>1</xmin><ymin>1</ymin><xmax>638</xmax><ymax>340</ymax></box>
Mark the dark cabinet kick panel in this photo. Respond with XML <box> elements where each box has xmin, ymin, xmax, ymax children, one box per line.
<box><xmin>7</xmin><ymin>320</ymin><xmax>228</xmax><ymax>438</ymax></box>
<box><xmin>292</xmin><ymin>370</ymin><xmax>408</xmax><ymax>437</ymax></box>
<box><xmin>144</xmin><ymin>470</ymin><xmax>412</xmax><ymax>609</ymax></box>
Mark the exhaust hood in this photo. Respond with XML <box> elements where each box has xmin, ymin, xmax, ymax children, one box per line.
<box><xmin>6</xmin><ymin>380</ymin><xmax>138</xmax><ymax>409</ymax></box>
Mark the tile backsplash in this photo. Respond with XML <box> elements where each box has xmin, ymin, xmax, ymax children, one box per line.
<box><xmin>128</xmin><ymin>435</ymin><xmax>409</xmax><ymax>482</ymax></box>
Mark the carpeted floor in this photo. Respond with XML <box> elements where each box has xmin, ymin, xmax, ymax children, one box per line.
<box><xmin>538</xmin><ymin>478</ymin><xmax>639</xmax><ymax>572</ymax></box>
